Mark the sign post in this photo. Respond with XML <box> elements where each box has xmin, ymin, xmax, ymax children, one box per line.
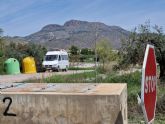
<box><xmin>141</xmin><ymin>44</ymin><xmax>157</xmax><ymax>124</ymax></box>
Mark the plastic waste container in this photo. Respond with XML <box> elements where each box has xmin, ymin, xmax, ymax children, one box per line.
<box><xmin>22</xmin><ymin>57</ymin><xmax>36</xmax><ymax>74</ymax></box>
<box><xmin>4</xmin><ymin>58</ymin><xmax>20</xmax><ymax>74</ymax></box>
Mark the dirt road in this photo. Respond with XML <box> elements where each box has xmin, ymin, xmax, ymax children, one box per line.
<box><xmin>0</xmin><ymin>70</ymin><xmax>93</xmax><ymax>83</ymax></box>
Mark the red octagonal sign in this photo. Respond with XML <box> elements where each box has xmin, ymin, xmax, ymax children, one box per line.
<box><xmin>141</xmin><ymin>44</ymin><xmax>157</xmax><ymax>124</ymax></box>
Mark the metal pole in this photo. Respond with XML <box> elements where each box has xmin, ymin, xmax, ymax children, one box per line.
<box><xmin>95</xmin><ymin>28</ymin><xmax>98</xmax><ymax>83</ymax></box>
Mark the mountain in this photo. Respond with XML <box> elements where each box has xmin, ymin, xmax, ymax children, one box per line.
<box><xmin>6</xmin><ymin>20</ymin><xmax>131</xmax><ymax>49</ymax></box>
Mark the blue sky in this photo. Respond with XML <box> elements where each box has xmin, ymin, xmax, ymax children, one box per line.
<box><xmin>0</xmin><ymin>0</ymin><xmax>165</xmax><ymax>36</ymax></box>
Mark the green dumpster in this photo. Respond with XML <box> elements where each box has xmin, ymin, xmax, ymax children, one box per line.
<box><xmin>4</xmin><ymin>58</ymin><xmax>20</xmax><ymax>75</ymax></box>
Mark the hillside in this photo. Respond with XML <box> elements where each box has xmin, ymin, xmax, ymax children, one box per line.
<box><xmin>24</xmin><ymin>20</ymin><xmax>130</xmax><ymax>49</ymax></box>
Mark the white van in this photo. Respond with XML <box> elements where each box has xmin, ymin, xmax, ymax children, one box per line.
<box><xmin>42</xmin><ymin>49</ymin><xmax>69</xmax><ymax>71</ymax></box>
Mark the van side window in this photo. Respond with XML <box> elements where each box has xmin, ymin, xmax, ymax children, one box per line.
<box><xmin>62</xmin><ymin>55</ymin><xmax>65</xmax><ymax>60</ymax></box>
<box><xmin>65</xmin><ymin>55</ymin><xmax>68</xmax><ymax>60</ymax></box>
<box><xmin>63</xmin><ymin>55</ymin><xmax>68</xmax><ymax>60</ymax></box>
<box><xmin>61</xmin><ymin>55</ymin><xmax>68</xmax><ymax>60</ymax></box>
<box><xmin>59</xmin><ymin>55</ymin><xmax>61</xmax><ymax>61</ymax></box>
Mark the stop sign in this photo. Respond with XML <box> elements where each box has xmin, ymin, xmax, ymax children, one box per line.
<box><xmin>141</xmin><ymin>44</ymin><xmax>157</xmax><ymax>123</ymax></box>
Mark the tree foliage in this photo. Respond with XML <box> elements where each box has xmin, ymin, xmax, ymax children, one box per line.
<box><xmin>79</xmin><ymin>48</ymin><xmax>95</xmax><ymax>62</ymax></box>
<box><xmin>119</xmin><ymin>21</ymin><xmax>165</xmax><ymax>78</ymax></box>
<box><xmin>0</xmin><ymin>28</ymin><xmax>3</xmax><ymax>35</ymax></box>
<box><xmin>69</xmin><ymin>45</ymin><xmax>80</xmax><ymax>63</ymax></box>
<box><xmin>0</xmin><ymin>28</ymin><xmax>47</xmax><ymax>73</ymax></box>
<box><xmin>96</xmin><ymin>39</ymin><xmax>116</xmax><ymax>70</ymax></box>
<box><xmin>69</xmin><ymin>45</ymin><xmax>79</xmax><ymax>55</ymax></box>
<box><xmin>4</xmin><ymin>42</ymin><xmax>47</xmax><ymax>72</ymax></box>
<box><xmin>80</xmin><ymin>48</ymin><xmax>94</xmax><ymax>55</ymax></box>
<box><xmin>0</xmin><ymin>28</ymin><xmax>4</xmax><ymax>57</ymax></box>
<box><xmin>0</xmin><ymin>41</ymin><xmax>47</xmax><ymax>73</ymax></box>
<box><xmin>0</xmin><ymin>29</ymin><xmax>5</xmax><ymax>74</ymax></box>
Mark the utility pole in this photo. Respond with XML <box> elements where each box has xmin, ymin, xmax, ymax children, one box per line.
<box><xmin>95</xmin><ymin>26</ymin><xmax>98</xmax><ymax>83</ymax></box>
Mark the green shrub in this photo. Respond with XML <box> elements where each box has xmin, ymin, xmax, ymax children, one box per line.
<box><xmin>5</xmin><ymin>42</ymin><xmax>47</xmax><ymax>72</ymax></box>
<box><xmin>0</xmin><ymin>50</ymin><xmax>3</xmax><ymax>57</ymax></box>
<box><xmin>0</xmin><ymin>57</ymin><xmax>6</xmax><ymax>74</ymax></box>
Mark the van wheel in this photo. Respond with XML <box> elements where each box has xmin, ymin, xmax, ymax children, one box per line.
<box><xmin>65</xmin><ymin>66</ymin><xmax>68</xmax><ymax>72</ymax></box>
<box><xmin>57</xmin><ymin>66</ymin><xmax>60</xmax><ymax>72</ymax></box>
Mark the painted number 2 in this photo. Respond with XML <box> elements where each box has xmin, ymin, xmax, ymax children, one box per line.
<box><xmin>3</xmin><ymin>97</ymin><xmax>16</xmax><ymax>116</ymax></box>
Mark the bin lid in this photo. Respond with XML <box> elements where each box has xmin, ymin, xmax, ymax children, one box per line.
<box><xmin>23</xmin><ymin>57</ymin><xmax>35</xmax><ymax>62</ymax></box>
<box><xmin>5</xmin><ymin>58</ymin><xmax>19</xmax><ymax>64</ymax></box>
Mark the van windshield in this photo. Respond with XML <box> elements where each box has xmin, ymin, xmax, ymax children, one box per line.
<box><xmin>45</xmin><ymin>55</ymin><xmax>58</xmax><ymax>61</ymax></box>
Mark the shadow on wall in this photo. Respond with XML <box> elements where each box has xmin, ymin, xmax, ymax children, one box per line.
<box><xmin>115</xmin><ymin>111</ymin><xmax>123</xmax><ymax>124</ymax></box>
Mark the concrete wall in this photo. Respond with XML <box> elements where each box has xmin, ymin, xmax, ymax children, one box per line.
<box><xmin>0</xmin><ymin>83</ymin><xmax>127</xmax><ymax>124</ymax></box>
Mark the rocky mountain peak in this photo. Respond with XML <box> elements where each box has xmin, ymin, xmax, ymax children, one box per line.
<box><xmin>64</xmin><ymin>20</ymin><xmax>89</xmax><ymax>27</ymax></box>
<box><xmin>41</xmin><ymin>24</ymin><xmax>62</xmax><ymax>31</ymax></box>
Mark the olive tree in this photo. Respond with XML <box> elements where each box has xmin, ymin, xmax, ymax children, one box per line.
<box><xmin>96</xmin><ymin>39</ymin><xmax>115</xmax><ymax>70</ymax></box>
<box><xmin>119</xmin><ymin>22</ymin><xmax>165</xmax><ymax>79</ymax></box>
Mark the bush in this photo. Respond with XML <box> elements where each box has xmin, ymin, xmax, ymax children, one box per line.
<box><xmin>157</xmin><ymin>94</ymin><xmax>165</xmax><ymax>114</ymax></box>
<box><xmin>0</xmin><ymin>57</ymin><xmax>6</xmax><ymax>74</ymax></box>
<box><xmin>5</xmin><ymin>42</ymin><xmax>47</xmax><ymax>72</ymax></box>
<box><xmin>0</xmin><ymin>50</ymin><xmax>3</xmax><ymax>57</ymax></box>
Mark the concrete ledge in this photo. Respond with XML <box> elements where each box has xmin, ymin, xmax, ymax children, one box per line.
<box><xmin>0</xmin><ymin>83</ymin><xmax>127</xmax><ymax>124</ymax></box>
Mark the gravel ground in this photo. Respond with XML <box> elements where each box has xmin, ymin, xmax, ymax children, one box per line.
<box><xmin>0</xmin><ymin>70</ymin><xmax>93</xmax><ymax>83</ymax></box>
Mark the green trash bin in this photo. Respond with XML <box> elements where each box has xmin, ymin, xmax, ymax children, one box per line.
<box><xmin>4</xmin><ymin>58</ymin><xmax>20</xmax><ymax>75</ymax></box>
